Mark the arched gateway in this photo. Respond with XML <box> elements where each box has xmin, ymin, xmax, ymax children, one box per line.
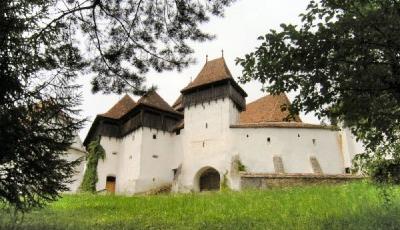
<box><xmin>195</xmin><ymin>167</ymin><xmax>220</xmax><ymax>191</ymax></box>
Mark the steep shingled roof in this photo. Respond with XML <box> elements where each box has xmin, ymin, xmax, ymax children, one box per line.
<box><xmin>240</xmin><ymin>93</ymin><xmax>302</xmax><ymax>124</ymax></box>
<box><xmin>137</xmin><ymin>91</ymin><xmax>177</xmax><ymax>113</ymax></box>
<box><xmin>101</xmin><ymin>94</ymin><xmax>136</xmax><ymax>119</ymax></box>
<box><xmin>172</xmin><ymin>94</ymin><xmax>183</xmax><ymax>111</ymax></box>
<box><xmin>182</xmin><ymin>57</ymin><xmax>233</xmax><ymax>92</ymax></box>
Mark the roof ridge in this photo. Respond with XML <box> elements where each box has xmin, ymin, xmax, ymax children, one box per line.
<box><xmin>101</xmin><ymin>94</ymin><xmax>136</xmax><ymax>119</ymax></box>
<box><xmin>137</xmin><ymin>90</ymin><xmax>176</xmax><ymax>113</ymax></box>
<box><xmin>182</xmin><ymin>57</ymin><xmax>233</xmax><ymax>92</ymax></box>
<box><xmin>239</xmin><ymin>93</ymin><xmax>302</xmax><ymax>124</ymax></box>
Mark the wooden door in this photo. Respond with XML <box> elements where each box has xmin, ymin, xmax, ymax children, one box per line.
<box><xmin>106</xmin><ymin>176</ymin><xmax>116</xmax><ymax>193</ymax></box>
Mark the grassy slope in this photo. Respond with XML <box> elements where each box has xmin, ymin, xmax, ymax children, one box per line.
<box><xmin>1</xmin><ymin>182</ymin><xmax>400</xmax><ymax>230</ymax></box>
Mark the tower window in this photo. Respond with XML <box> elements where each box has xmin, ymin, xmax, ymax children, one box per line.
<box><xmin>205</xmin><ymin>123</ymin><xmax>208</xmax><ymax>128</ymax></box>
<box><xmin>345</xmin><ymin>167</ymin><xmax>351</xmax><ymax>174</ymax></box>
<box><xmin>312</xmin><ymin>139</ymin><xmax>316</xmax><ymax>145</ymax></box>
<box><xmin>267</xmin><ymin>137</ymin><xmax>271</xmax><ymax>143</ymax></box>
<box><xmin>153</xmin><ymin>134</ymin><xmax>157</xmax><ymax>139</ymax></box>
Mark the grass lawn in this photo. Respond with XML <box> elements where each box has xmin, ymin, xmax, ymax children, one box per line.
<box><xmin>1</xmin><ymin>182</ymin><xmax>400</xmax><ymax>230</ymax></box>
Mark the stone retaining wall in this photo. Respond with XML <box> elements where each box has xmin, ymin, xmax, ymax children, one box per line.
<box><xmin>240</xmin><ymin>173</ymin><xmax>365</xmax><ymax>189</ymax></box>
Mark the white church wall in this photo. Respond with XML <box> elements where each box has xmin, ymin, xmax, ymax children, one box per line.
<box><xmin>115</xmin><ymin>130</ymin><xmax>143</xmax><ymax>194</ymax></box>
<box><xmin>232</xmin><ymin>127</ymin><xmax>345</xmax><ymax>175</ymax></box>
<box><xmin>135</xmin><ymin>127</ymin><xmax>176</xmax><ymax>193</ymax></box>
<box><xmin>340</xmin><ymin>128</ymin><xmax>365</xmax><ymax>168</ymax></box>
<box><xmin>96</xmin><ymin>136</ymin><xmax>122</xmax><ymax>192</ymax></box>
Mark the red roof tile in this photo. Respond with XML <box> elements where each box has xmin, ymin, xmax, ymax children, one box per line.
<box><xmin>101</xmin><ymin>95</ymin><xmax>136</xmax><ymax>119</ymax></box>
<box><xmin>240</xmin><ymin>93</ymin><xmax>302</xmax><ymax>123</ymax></box>
<box><xmin>182</xmin><ymin>57</ymin><xmax>233</xmax><ymax>92</ymax></box>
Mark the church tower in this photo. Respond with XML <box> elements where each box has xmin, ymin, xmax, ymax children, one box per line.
<box><xmin>177</xmin><ymin>57</ymin><xmax>247</xmax><ymax>191</ymax></box>
<box><xmin>181</xmin><ymin>57</ymin><xmax>247</xmax><ymax>129</ymax></box>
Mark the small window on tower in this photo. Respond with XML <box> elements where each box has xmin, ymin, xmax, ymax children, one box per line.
<box><xmin>267</xmin><ymin>137</ymin><xmax>271</xmax><ymax>143</ymax></box>
<box><xmin>112</xmin><ymin>152</ymin><xmax>117</xmax><ymax>155</ymax></box>
<box><xmin>205</xmin><ymin>123</ymin><xmax>208</xmax><ymax>128</ymax></box>
<box><xmin>345</xmin><ymin>167</ymin><xmax>351</xmax><ymax>174</ymax></box>
<box><xmin>312</xmin><ymin>139</ymin><xmax>316</xmax><ymax>145</ymax></box>
<box><xmin>153</xmin><ymin>134</ymin><xmax>157</xmax><ymax>139</ymax></box>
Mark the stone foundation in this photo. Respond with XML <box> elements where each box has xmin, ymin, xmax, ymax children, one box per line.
<box><xmin>240</xmin><ymin>173</ymin><xmax>365</xmax><ymax>189</ymax></box>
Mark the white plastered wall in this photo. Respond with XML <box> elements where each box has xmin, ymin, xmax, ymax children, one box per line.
<box><xmin>340</xmin><ymin>128</ymin><xmax>365</xmax><ymax>168</ymax></box>
<box><xmin>134</xmin><ymin>127</ymin><xmax>178</xmax><ymax>193</ymax></box>
<box><xmin>231</xmin><ymin>128</ymin><xmax>345</xmax><ymax>176</ymax></box>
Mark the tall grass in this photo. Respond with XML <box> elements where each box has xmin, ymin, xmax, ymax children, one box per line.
<box><xmin>1</xmin><ymin>182</ymin><xmax>399</xmax><ymax>229</ymax></box>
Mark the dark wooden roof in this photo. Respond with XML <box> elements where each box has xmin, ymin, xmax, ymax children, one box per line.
<box><xmin>137</xmin><ymin>91</ymin><xmax>177</xmax><ymax>114</ymax></box>
<box><xmin>101</xmin><ymin>94</ymin><xmax>136</xmax><ymax>119</ymax></box>
<box><xmin>240</xmin><ymin>93</ymin><xmax>302</xmax><ymax>123</ymax></box>
<box><xmin>172</xmin><ymin>94</ymin><xmax>183</xmax><ymax>111</ymax></box>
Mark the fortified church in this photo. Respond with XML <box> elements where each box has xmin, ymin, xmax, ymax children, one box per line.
<box><xmin>77</xmin><ymin>57</ymin><xmax>363</xmax><ymax>194</ymax></box>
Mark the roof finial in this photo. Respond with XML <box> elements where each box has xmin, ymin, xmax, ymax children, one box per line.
<box><xmin>221</xmin><ymin>49</ymin><xmax>224</xmax><ymax>57</ymax></box>
<box><xmin>206</xmin><ymin>54</ymin><xmax>208</xmax><ymax>62</ymax></box>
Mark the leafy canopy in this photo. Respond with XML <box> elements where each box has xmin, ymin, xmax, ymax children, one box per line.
<box><xmin>237</xmin><ymin>0</ymin><xmax>400</xmax><ymax>151</ymax></box>
<box><xmin>1</xmin><ymin>0</ymin><xmax>234</xmax><ymax>213</ymax></box>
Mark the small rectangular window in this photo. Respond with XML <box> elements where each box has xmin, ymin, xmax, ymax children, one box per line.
<box><xmin>153</xmin><ymin>134</ymin><xmax>157</xmax><ymax>139</ymax></box>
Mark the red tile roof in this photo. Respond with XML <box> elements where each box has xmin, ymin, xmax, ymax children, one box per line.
<box><xmin>182</xmin><ymin>57</ymin><xmax>233</xmax><ymax>92</ymax></box>
<box><xmin>240</xmin><ymin>93</ymin><xmax>302</xmax><ymax>124</ymax></box>
<box><xmin>101</xmin><ymin>95</ymin><xmax>136</xmax><ymax>119</ymax></box>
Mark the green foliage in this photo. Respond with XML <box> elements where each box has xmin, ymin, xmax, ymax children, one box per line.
<box><xmin>1</xmin><ymin>0</ymin><xmax>84</xmax><ymax>214</ymax></box>
<box><xmin>237</xmin><ymin>0</ymin><xmax>400</xmax><ymax>185</ymax></box>
<box><xmin>237</xmin><ymin>159</ymin><xmax>246</xmax><ymax>172</ymax></box>
<box><xmin>353</xmin><ymin>141</ymin><xmax>400</xmax><ymax>185</ymax></box>
<box><xmin>237</xmin><ymin>0</ymin><xmax>400</xmax><ymax>153</ymax></box>
<box><xmin>79</xmin><ymin>138</ymin><xmax>106</xmax><ymax>193</ymax></box>
<box><xmin>1</xmin><ymin>182</ymin><xmax>400</xmax><ymax>229</ymax></box>
<box><xmin>1</xmin><ymin>0</ymin><xmax>233</xmax><ymax>213</ymax></box>
<box><xmin>220</xmin><ymin>171</ymin><xmax>230</xmax><ymax>191</ymax></box>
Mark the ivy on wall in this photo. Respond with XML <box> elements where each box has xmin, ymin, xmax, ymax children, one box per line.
<box><xmin>79</xmin><ymin>137</ymin><xmax>106</xmax><ymax>193</ymax></box>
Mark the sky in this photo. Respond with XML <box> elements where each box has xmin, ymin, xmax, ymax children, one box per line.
<box><xmin>77</xmin><ymin>0</ymin><xmax>317</xmax><ymax>139</ymax></box>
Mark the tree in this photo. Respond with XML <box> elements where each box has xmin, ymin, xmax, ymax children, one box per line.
<box><xmin>1</xmin><ymin>0</ymin><xmax>235</xmax><ymax>213</ymax></box>
<box><xmin>236</xmin><ymin>0</ymin><xmax>400</xmax><ymax>182</ymax></box>
<box><xmin>80</xmin><ymin>138</ymin><xmax>105</xmax><ymax>193</ymax></box>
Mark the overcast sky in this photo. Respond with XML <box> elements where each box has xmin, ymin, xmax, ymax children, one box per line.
<box><xmin>77</xmin><ymin>0</ymin><xmax>317</xmax><ymax>139</ymax></box>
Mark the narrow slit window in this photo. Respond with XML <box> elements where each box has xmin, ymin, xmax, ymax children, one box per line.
<box><xmin>153</xmin><ymin>134</ymin><xmax>157</xmax><ymax>139</ymax></box>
